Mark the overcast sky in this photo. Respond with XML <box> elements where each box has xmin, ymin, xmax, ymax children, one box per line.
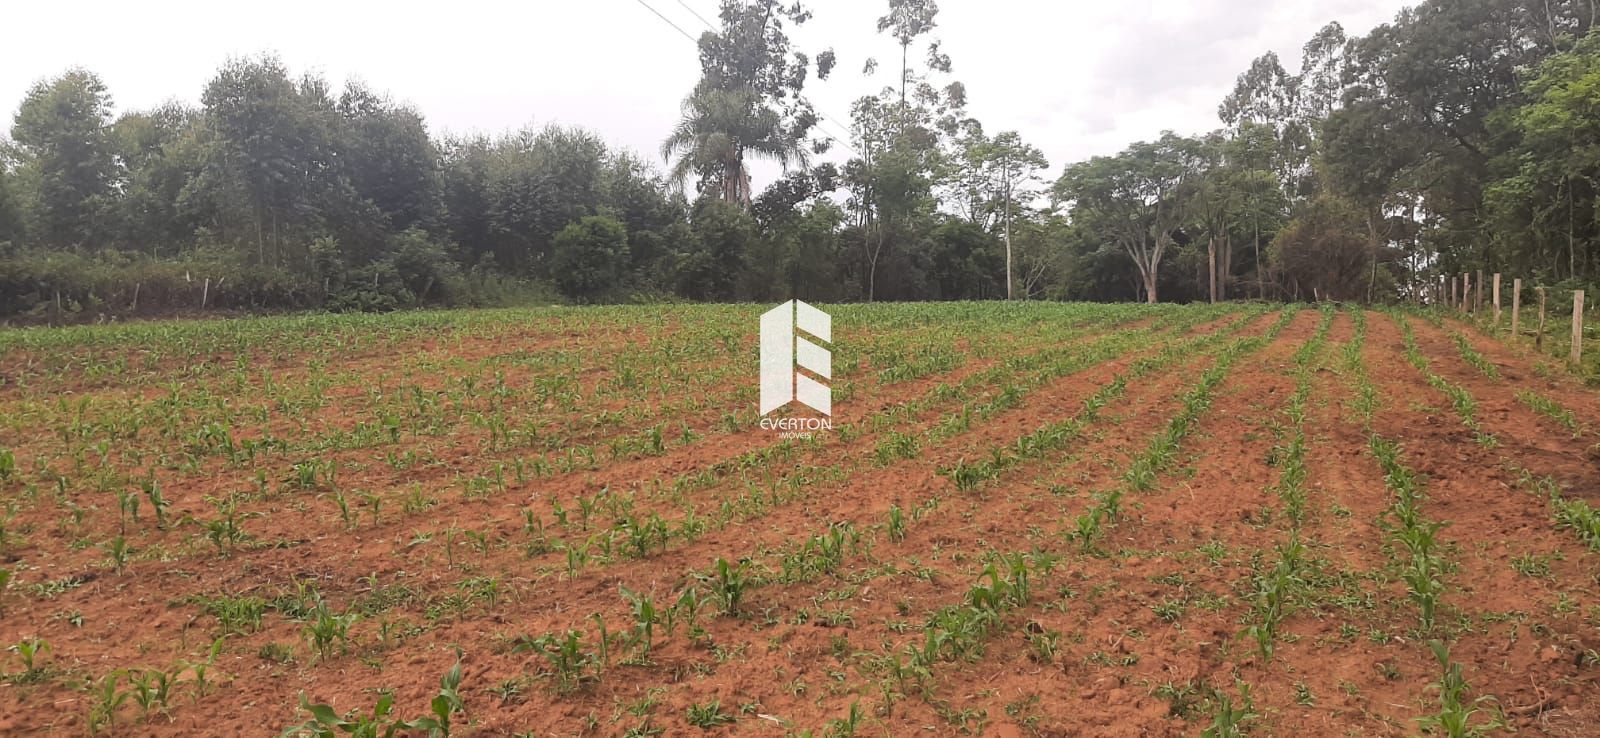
<box><xmin>3</xmin><ymin>0</ymin><xmax>1414</xmax><ymax>189</ymax></box>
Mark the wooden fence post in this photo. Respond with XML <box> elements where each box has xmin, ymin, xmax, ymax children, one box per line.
<box><xmin>1511</xmin><ymin>278</ymin><xmax>1522</xmax><ymax>339</ymax></box>
<box><xmin>1574</xmin><ymin>290</ymin><xmax>1586</xmax><ymax>368</ymax></box>
<box><xmin>1450</xmin><ymin>277</ymin><xmax>1457</xmax><ymax>309</ymax></box>
<box><xmin>1538</xmin><ymin>287</ymin><xmax>1548</xmax><ymax>349</ymax></box>
<box><xmin>1476</xmin><ymin>269</ymin><xmax>1484</xmax><ymax>312</ymax></box>
<box><xmin>1492</xmin><ymin>273</ymin><xmax>1502</xmax><ymax>326</ymax></box>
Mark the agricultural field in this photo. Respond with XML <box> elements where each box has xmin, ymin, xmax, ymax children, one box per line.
<box><xmin>0</xmin><ymin>302</ymin><xmax>1598</xmax><ymax>737</ymax></box>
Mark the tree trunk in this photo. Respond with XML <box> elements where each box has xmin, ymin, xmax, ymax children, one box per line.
<box><xmin>900</xmin><ymin>43</ymin><xmax>908</xmax><ymax>113</ymax></box>
<box><xmin>1143</xmin><ymin>265</ymin><xmax>1159</xmax><ymax>304</ymax></box>
<box><xmin>1207</xmin><ymin>235</ymin><xmax>1217</xmax><ymax>304</ymax></box>
<box><xmin>724</xmin><ymin>159</ymin><xmax>741</xmax><ymax>205</ymax></box>
<box><xmin>1003</xmin><ymin>168</ymin><xmax>1014</xmax><ymax>300</ymax></box>
<box><xmin>1219</xmin><ymin>232</ymin><xmax>1233</xmax><ymax>301</ymax></box>
<box><xmin>1254</xmin><ymin>217</ymin><xmax>1263</xmax><ymax>300</ymax></box>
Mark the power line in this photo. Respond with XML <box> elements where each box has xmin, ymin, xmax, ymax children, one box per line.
<box><xmin>632</xmin><ymin>0</ymin><xmax>698</xmax><ymax>43</ymax></box>
<box><xmin>675</xmin><ymin>0</ymin><xmax>715</xmax><ymax>31</ymax></box>
<box><xmin>638</xmin><ymin>0</ymin><xmax>860</xmax><ymax>157</ymax></box>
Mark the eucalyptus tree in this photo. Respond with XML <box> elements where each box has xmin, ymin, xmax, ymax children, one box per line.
<box><xmin>849</xmin><ymin>0</ymin><xmax>965</xmax><ymax>300</ymax></box>
<box><xmin>336</xmin><ymin>83</ymin><xmax>440</xmax><ymax>236</ymax></box>
<box><xmin>951</xmin><ymin>124</ymin><xmax>1047</xmax><ymax>298</ymax></box>
<box><xmin>876</xmin><ymin>0</ymin><xmax>941</xmax><ymax>113</ymax></box>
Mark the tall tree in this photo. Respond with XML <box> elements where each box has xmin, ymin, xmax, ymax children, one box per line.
<box><xmin>192</xmin><ymin>55</ymin><xmax>341</xmax><ymax>266</ymax></box>
<box><xmin>661</xmin><ymin>0</ymin><xmax>831</xmax><ymax>207</ymax></box>
<box><xmin>849</xmin><ymin>0</ymin><xmax>965</xmax><ymax>300</ymax></box>
<box><xmin>10</xmin><ymin>69</ymin><xmax>117</xmax><ymax>249</ymax></box>
<box><xmin>1055</xmin><ymin>133</ymin><xmax>1200</xmax><ymax>303</ymax></box>
<box><xmin>876</xmin><ymin>0</ymin><xmax>940</xmax><ymax>113</ymax></box>
<box><xmin>951</xmin><ymin>125</ymin><xmax>1047</xmax><ymax>298</ymax></box>
<box><xmin>113</xmin><ymin>102</ymin><xmax>203</xmax><ymax>254</ymax></box>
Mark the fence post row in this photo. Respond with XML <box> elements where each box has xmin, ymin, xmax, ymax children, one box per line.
<box><xmin>1445</xmin><ymin>274</ymin><xmax>1582</xmax><ymax>367</ymax></box>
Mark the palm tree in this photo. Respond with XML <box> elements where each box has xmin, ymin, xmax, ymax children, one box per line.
<box><xmin>661</xmin><ymin>85</ymin><xmax>806</xmax><ymax>207</ymax></box>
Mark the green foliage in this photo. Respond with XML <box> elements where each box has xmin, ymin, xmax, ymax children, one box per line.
<box><xmin>685</xmin><ymin>700</ymin><xmax>736</xmax><ymax>729</ymax></box>
<box><xmin>304</xmin><ymin>599</ymin><xmax>359</xmax><ymax>660</ymax></box>
<box><xmin>514</xmin><ymin>630</ymin><xmax>594</xmax><ymax>692</ymax></box>
<box><xmin>1202</xmin><ymin>681</ymin><xmax>1259</xmax><ymax>738</ymax></box>
<box><xmin>700</xmin><ymin>557</ymin><xmax>749</xmax><ymax>616</ymax></box>
<box><xmin>283</xmin><ymin>661</ymin><xmax>464</xmax><ymax>738</ymax></box>
<box><xmin>1417</xmin><ymin>640</ymin><xmax>1502</xmax><ymax>738</ymax></box>
<box><xmin>551</xmin><ymin>216</ymin><xmax>629</xmax><ymax>301</ymax></box>
<box><xmin>11</xmin><ymin>637</ymin><xmax>50</xmax><ymax>679</ymax></box>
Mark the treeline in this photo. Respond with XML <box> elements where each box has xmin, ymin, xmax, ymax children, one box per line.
<box><xmin>1063</xmin><ymin>0</ymin><xmax>1600</xmax><ymax>304</ymax></box>
<box><xmin>0</xmin><ymin>58</ymin><xmax>738</xmax><ymax>318</ymax></box>
<box><xmin>5</xmin><ymin>0</ymin><xmax>1600</xmax><ymax>320</ymax></box>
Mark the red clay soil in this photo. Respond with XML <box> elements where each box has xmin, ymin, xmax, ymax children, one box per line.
<box><xmin>2</xmin><ymin>307</ymin><xmax>1596</xmax><ymax>737</ymax></box>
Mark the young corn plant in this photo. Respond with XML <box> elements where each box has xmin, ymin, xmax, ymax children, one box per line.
<box><xmin>886</xmin><ymin>505</ymin><xmax>906</xmax><ymax>543</ymax></box>
<box><xmin>620</xmin><ymin>585</ymin><xmax>660</xmax><ymax>659</ymax></box>
<box><xmin>1515</xmin><ymin>389</ymin><xmax>1581</xmax><ymax>436</ymax></box>
<box><xmin>86</xmin><ymin>671</ymin><xmax>129</xmax><ymax>737</ymax></box>
<box><xmin>282</xmin><ymin>691</ymin><xmax>411</xmax><ymax>738</ymax></box>
<box><xmin>700</xmin><ymin>557</ymin><xmax>749</xmax><ymax>616</ymax></box>
<box><xmin>142</xmin><ymin>476</ymin><xmax>170</xmax><ymax>529</ymax></box>
<box><xmin>127</xmin><ymin>666</ymin><xmax>178</xmax><ymax>716</ymax></box>
<box><xmin>1242</xmin><ymin>536</ymin><xmax>1304</xmax><ymax>661</ymax></box>
<box><xmin>1417</xmin><ymin>640</ymin><xmax>1502</xmax><ymax>738</ymax></box>
<box><xmin>620</xmin><ymin>513</ymin><xmax>670</xmax><ymax>559</ymax></box>
<box><xmin>1370</xmin><ymin>435</ymin><xmax>1452</xmax><ymax>631</ymax></box>
<box><xmin>305</xmin><ymin>599</ymin><xmax>359</xmax><ymax>660</ymax></box>
<box><xmin>1449</xmin><ymin>332</ymin><xmax>1500</xmax><ymax>379</ymax></box>
<box><xmin>11</xmin><ymin>637</ymin><xmax>50</xmax><ymax>682</ymax></box>
<box><xmin>1202</xmin><ymin>681</ymin><xmax>1259</xmax><ymax>738</ymax></box>
<box><xmin>1397</xmin><ymin>521</ymin><xmax>1448</xmax><ymax>631</ymax></box>
<box><xmin>181</xmin><ymin>637</ymin><xmax>226</xmax><ymax>699</ymax></box>
<box><xmin>104</xmin><ymin>536</ymin><xmax>130</xmax><ymax>574</ymax></box>
<box><xmin>685</xmin><ymin>700</ymin><xmax>736</xmax><ymax>729</ymax></box>
<box><xmin>1554</xmin><ymin>497</ymin><xmax>1600</xmax><ymax>549</ymax></box>
<box><xmin>515</xmin><ymin>630</ymin><xmax>593</xmax><ymax>692</ymax></box>
<box><xmin>409</xmin><ymin>659</ymin><xmax>466</xmax><ymax>738</ymax></box>
<box><xmin>201</xmin><ymin>497</ymin><xmax>248</xmax><ymax>555</ymax></box>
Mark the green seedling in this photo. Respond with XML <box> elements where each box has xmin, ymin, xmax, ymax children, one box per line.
<box><xmin>1202</xmin><ymin>681</ymin><xmax>1259</xmax><ymax>738</ymax></box>
<box><xmin>12</xmin><ymin>637</ymin><xmax>50</xmax><ymax>680</ymax></box>
<box><xmin>700</xmin><ymin>558</ymin><xmax>749</xmax><ymax>616</ymax></box>
<box><xmin>305</xmin><ymin>600</ymin><xmax>359</xmax><ymax>660</ymax></box>
<box><xmin>409</xmin><ymin>659</ymin><xmax>466</xmax><ymax>737</ymax></box>
<box><xmin>886</xmin><ymin>505</ymin><xmax>906</xmax><ymax>542</ymax></box>
<box><xmin>87</xmin><ymin>672</ymin><xmax>129</xmax><ymax>737</ymax></box>
<box><xmin>685</xmin><ymin>700</ymin><xmax>736</xmax><ymax>729</ymax></box>
<box><xmin>1417</xmin><ymin>640</ymin><xmax>1502</xmax><ymax>738</ymax></box>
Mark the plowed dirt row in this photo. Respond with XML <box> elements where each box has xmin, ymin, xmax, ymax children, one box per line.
<box><xmin>1</xmin><ymin>305</ymin><xmax>1595</xmax><ymax>738</ymax></box>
